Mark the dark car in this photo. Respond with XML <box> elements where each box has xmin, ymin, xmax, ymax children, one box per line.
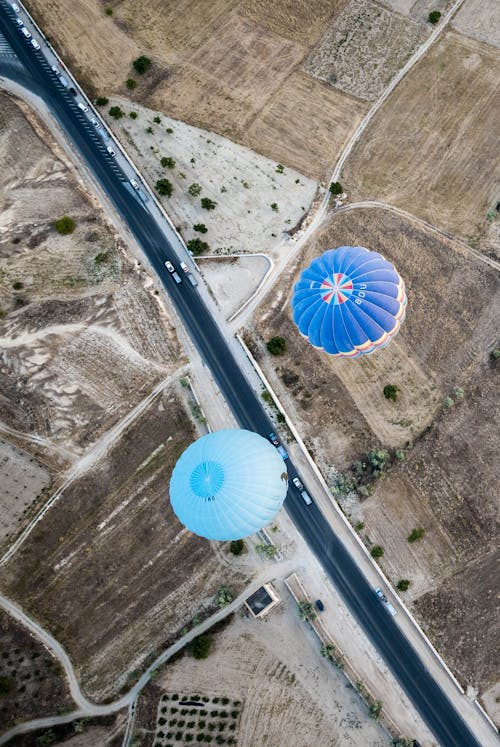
<box><xmin>315</xmin><ymin>599</ymin><xmax>325</xmax><ymax>612</ymax></box>
<box><xmin>69</xmin><ymin>87</ymin><xmax>77</xmax><ymax>96</ymax></box>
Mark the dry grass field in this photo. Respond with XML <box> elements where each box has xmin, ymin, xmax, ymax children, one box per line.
<box><xmin>452</xmin><ymin>0</ymin><xmax>500</xmax><ymax>48</ymax></box>
<box><xmin>342</xmin><ymin>32</ymin><xmax>500</xmax><ymax>241</ymax></box>
<box><xmin>246</xmin><ymin>71</ymin><xmax>367</xmax><ymax>180</ymax></box>
<box><xmin>1</xmin><ymin>391</ymin><xmax>246</xmax><ymax>701</ymax></box>
<box><xmin>250</xmin><ymin>205</ymin><xmax>499</xmax><ymax>694</ymax></box>
<box><xmin>132</xmin><ymin>604</ymin><xmax>390</xmax><ymax>747</ymax></box>
<box><xmin>25</xmin><ymin>0</ymin><xmax>364</xmax><ymax>180</ymax></box>
<box><xmin>0</xmin><ymin>608</ymin><xmax>74</xmax><ymax>730</ymax></box>
<box><xmin>304</xmin><ymin>0</ymin><xmax>426</xmax><ymax>100</ymax></box>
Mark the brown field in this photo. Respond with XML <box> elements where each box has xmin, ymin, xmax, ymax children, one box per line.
<box><xmin>0</xmin><ymin>608</ymin><xmax>74</xmax><ymax>730</ymax></box>
<box><xmin>342</xmin><ymin>32</ymin><xmax>500</xmax><ymax>241</ymax></box>
<box><xmin>1</xmin><ymin>391</ymin><xmax>246</xmax><ymax>701</ymax></box>
<box><xmin>452</xmin><ymin>0</ymin><xmax>500</xmax><ymax>49</ymax></box>
<box><xmin>250</xmin><ymin>205</ymin><xmax>499</xmax><ymax>693</ymax></box>
<box><xmin>132</xmin><ymin>603</ymin><xmax>390</xmax><ymax>747</ymax></box>
<box><xmin>253</xmin><ymin>207</ymin><xmax>498</xmax><ymax>468</ymax></box>
<box><xmin>247</xmin><ymin>71</ymin><xmax>367</xmax><ymax>180</ymax></box>
<box><xmin>10</xmin><ymin>713</ymin><xmax>127</xmax><ymax>746</ymax></box>
<box><xmin>304</xmin><ymin>0</ymin><xmax>426</xmax><ymax>101</ymax></box>
<box><xmin>0</xmin><ymin>92</ymin><xmax>182</xmax><ymax>457</ymax></box>
<box><xmin>25</xmin><ymin>0</ymin><xmax>364</xmax><ymax>179</ymax></box>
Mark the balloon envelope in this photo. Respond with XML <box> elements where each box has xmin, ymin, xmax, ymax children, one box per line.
<box><xmin>169</xmin><ymin>429</ymin><xmax>288</xmax><ymax>540</ymax></box>
<box><xmin>292</xmin><ymin>246</ymin><xmax>406</xmax><ymax>358</ymax></box>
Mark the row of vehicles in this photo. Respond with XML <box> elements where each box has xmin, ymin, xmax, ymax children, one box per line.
<box><xmin>165</xmin><ymin>260</ymin><xmax>197</xmax><ymax>286</ymax></box>
<box><xmin>267</xmin><ymin>433</ymin><xmax>313</xmax><ymax>505</ymax></box>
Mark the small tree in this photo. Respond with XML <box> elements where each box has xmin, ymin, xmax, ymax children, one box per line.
<box><xmin>192</xmin><ymin>635</ymin><xmax>212</xmax><ymax>659</ymax></box>
<box><xmin>229</xmin><ymin>539</ymin><xmax>244</xmax><ymax>555</ymax></box>
<box><xmin>129</xmin><ymin>111</ymin><xmax>138</xmax><ymax>119</ymax></box>
<box><xmin>255</xmin><ymin>543</ymin><xmax>277</xmax><ymax>559</ymax></box>
<box><xmin>397</xmin><ymin>579</ymin><xmax>411</xmax><ymax>591</ymax></box>
<box><xmin>266</xmin><ymin>336</ymin><xmax>286</xmax><ymax>356</ymax></box>
<box><xmin>161</xmin><ymin>156</ymin><xmax>176</xmax><ymax>168</ymax></box>
<box><xmin>320</xmin><ymin>643</ymin><xmax>336</xmax><ymax>659</ymax></box>
<box><xmin>201</xmin><ymin>197</ymin><xmax>217</xmax><ymax>210</ymax></box>
<box><xmin>193</xmin><ymin>223</ymin><xmax>208</xmax><ymax>234</ymax></box>
<box><xmin>95</xmin><ymin>96</ymin><xmax>109</xmax><ymax>106</ymax></box>
<box><xmin>298</xmin><ymin>601</ymin><xmax>316</xmax><ymax>623</ymax></box>
<box><xmin>155</xmin><ymin>178</ymin><xmax>173</xmax><ymax>197</ymax></box>
<box><xmin>275</xmin><ymin>163</ymin><xmax>285</xmax><ymax>174</ymax></box>
<box><xmin>94</xmin><ymin>252</ymin><xmax>109</xmax><ymax>265</ymax></box>
<box><xmin>153</xmin><ymin>116</ymin><xmax>161</xmax><ymax>124</ymax></box>
<box><xmin>428</xmin><ymin>10</ymin><xmax>441</xmax><ymax>24</ymax></box>
<box><xmin>109</xmin><ymin>105</ymin><xmax>124</xmax><ymax>119</ymax></box>
<box><xmin>407</xmin><ymin>527</ymin><xmax>425</xmax><ymax>543</ymax></box>
<box><xmin>216</xmin><ymin>586</ymin><xmax>233</xmax><ymax>608</ymax></box>
<box><xmin>188</xmin><ymin>183</ymin><xmax>202</xmax><ymax>197</ymax></box>
<box><xmin>371</xmin><ymin>545</ymin><xmax>384</xmax><ymax>558</ymax></box>
<box><xmin>0</xmin><ymin>676</ymin><xmax>12</xmax><ymax>695</ymax></box>
<box><xmin>133</xmin><ymin>55</ymin><xmax>152</xmax><ymax>74</ymax></box>
<box><xmin>270</xmin><ymin>202</ymin><xmax>278</xmax><ymax>212</ymax></box>
<box><xmin>126</xmin><ymin>78</ymin><xmax>137</xmax><ymax>90</ymax></box>
<box><xmin>12</xmin><ymin>281</ymin><xmax>23</xmax><ymax>290</ymax></box>
<box><xmin>187</xmin><ymin>238</ymin><xmax>209</xmax><ymax>256</ymax></box>
<box><xmin>329</xmin><ymin>181</ymin><xmax>343</xmax><ymax>195</ymax></box>
<box><xmin>55</xmin><ymin>216</ymin><xmax>75</xmax><ymax>235</ymax></box>
<box><xmin>383</xmin><ymin>384</ymin><xmax>399</xmax><ymax>401</ymax></box>
<box><xmin>369</xmin><ymin>700</ymin><xmax>382</xmax><ymax>720</ymax></box>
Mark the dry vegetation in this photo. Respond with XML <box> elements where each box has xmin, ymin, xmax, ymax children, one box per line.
<box><xmin>1</xmin><ymin>389</ymin><xmax>246</xmax><ymax>701</ymax></box>
<box><xmin>0</xmin><ymin>608</ymin><xmax>74</xmax><ymax>730</ymax></box>
<box><xmin>304</xmin><ymin>0</ymin><xmax>426</xmax><ymax>100</ymax></box>
<box><xmin>25</xmin><ymin>0</ymin><xmax>365</xmax><ymax>180</ymax></box>
<box><xmin>342</xmin><ymin>32</ymin><xmax>500</xmax><ymax>242</ymax></box>
<box><xmin>132</xmin><ymin>604</ymin><xmax>390</xmax><ymax>747</ymax></box>
<box><xmin>250</xmin><ymin>206</ymin><xmax>499</xmax><ymax>694</ymax></box>
<box><xmin>452</xmin><ymin>0</ymin><xmax>500</xmax><ymax>49</ymax></box>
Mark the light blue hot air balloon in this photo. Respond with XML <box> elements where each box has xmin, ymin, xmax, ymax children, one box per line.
<box><xmin>169</xmin><ymin>429</ymin><xmax>288</xmax><ymax>541</ymax></box>
<box><xmin>292</xmin><ymin>246</ymin><xmax>406</xmax><ymax>358</ymax></box>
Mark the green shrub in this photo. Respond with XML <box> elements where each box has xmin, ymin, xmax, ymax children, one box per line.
<box><xmin>369</xmin><ymin>700</ymin><xmax>382</xmax><ymax>720</ymax></box>
<box><xmin>133</xmin><ymin>56</ymin><xmax>152</xmax><ymax>74</ymax></box>
<box><xmin>275</xmin><ymin>163</ymin><xmax>284</xmax><ymax>173</ymax></box>
<box><xmin>407</xmin><ymin>527</ymin><xmax>425</xmax><ymax>543</ymax></box>
<box><xmin>192</xmin><ymin>635</ymin><xmax>212</xmax><ymax>659</ymax></box>
<box><xmin>109</xmin><ymin>106</ymin><xmax>124</xmax><ymax>119</ymax></box>
<box><xmin>266</xmin><ymin>336</ymin><xmax>286</xmax><ymax>355</ymax></box>
<box><xmin>329</xmin><ymin>181</ymin><xmax>343</xmax><ymax>195</ymax></box>
<box><xmin>166</xmin><ymin>127</ymin><xmax>174</xmax><ymax>134</ymax></box>
<box><xmin>187</xmin><ymin>238</ymin><xmax>209</xmax><ymax>256</ymax></box>
<box><xmin>188</xmin><ymin>183</ymin><xmax>202</xmax><ymax>197</ymax></box>
<box><xmin>383</xmin><ymin>384</ymin><xmax>399</xmax><ymax>401</ymax></box>
<box><xmin>0</xmin><ymin>676</ymin><xmax>12</xmax><ymax>695</ymax></box>
<box><xmin>161</xmin><ymin>157</ymin><xmax>176</xmax><ymax>168</ymax></box>
<box><xmin>12</xmin><ymin>281</ymin><xmax>23</xmax><ymax>290</ymax></box>
<box><xmin>55</xmin><ymin>216</ymin><xmax>75</xmax><ymax>235</ymax></box>
<box><xmin>270</xmin><ymin>202</ymin><xmax>278</xmax><ymax>211</ymax></box>
<box><xmin>129</xmin><ymin>111</ymin><xmax>138</xmax><ymax>119</ymax></box>
<box><xmin>126</xmin><ymin>78</ymin><xmax>136</xmax><ymax>90</ymax></box>
<box><xmin>201</xmin><ymin>197</ymin><xmax>217</xmax><ymax>211</ymax></box>
<box><xmin>229</xmin><ymin>539</ymin><xmax>244</xmax><ymax>555</ymax></box>
<box><xmin>155</xmin><ymin>178</ymin><xmax>173</xmax><ymax>197</ymax></box>
<box><xmin>193</xmin><ymin>223</ymin><xmax>208</xmax><ymax>233</ymax></box>
<box><xmin>95</xmin><ymin>96</ymin><xmax>109</xmax><ymax>106</ymax></box>
<box><xmin>153</xmin><ymin>115</ymin><xmax>161</xmax><ymax>124</ymax></box>
<box><xmin>371</xmin><ymin>545</ymin><xmax>384</xmax><ymax>558</ymax></box>
<box><xmin>397</xmin><ymin>579</ymin><xmax>410</xmax><ymax>591</ymax></box>
<box><xmin>428</xmin><ymin>10</ymin><xmax>441</xmax><ymax>24</ymax></box>
<box><xmin>105</xmin><ymin>7</ymin><xmax>113</xmax><ymax>15</ymax></box>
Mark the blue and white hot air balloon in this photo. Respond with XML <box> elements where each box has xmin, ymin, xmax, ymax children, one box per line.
<box><xmin>169</xmin><ymin>429</ymin><xmax>288</xmax><ymax>541</ymax></box>
<box><xmin>291</xmin><ymin>246</ymin><xmax>406</xmax><ymax>358</ymax></box>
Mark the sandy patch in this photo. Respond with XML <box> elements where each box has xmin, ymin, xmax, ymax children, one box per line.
<box><xmin>452</xmin><ymin>0</ymin><xmax>500</xmax><ymax>48</ymax></box>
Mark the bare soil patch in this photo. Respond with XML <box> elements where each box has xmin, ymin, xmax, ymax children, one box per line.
<box><xmin>239</xmin><ymin>0</ymin><xmax>345</xmax><ymax>45</ymax></box>
<box><xmin>246</xmin><ymin>71</ymin><xmax>367</xmax><ymax>181</ymax></box>
<box><xmin>133</xmin><ymin>605</ymin><xmax>390</xmax><ymax>747</ymax></box>
<box><xmin>1</xmin><ymin>390</ymin><xmax>247</xmax><ymax>701</ymax></box>
<box><xmin>342</xmin><ymin>32</ymin><xmax>500</xmax><ymax>241</ymax></box>
<box><xmin>0</xmin><ymin>608</ymin><xmax>74</xmax><ymax>730</ymax></box>
<box><xmin>107</xmin><ymin>98</ymin><xmax>317</xmax><ymax>254</ymax></box>
<box><xmin>0</xmin><ymin>438</ymin><xmax>52</xmax><ymax>545</ymax></box>
<box><xmin>452</xmin><ymin>0</ymin><xmax>500</xmax><ymax>48</ymax></box>
<box><xmin>199</xmin><ymin>256</ymin><xmax>271</xmax><ymax>319</ymax></box>
<box><xmin>304</xmin><ymin>0</ymin><xmax>426</xmax><ymax>101</ymax></box>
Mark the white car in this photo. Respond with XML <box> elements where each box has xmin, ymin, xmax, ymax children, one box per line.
<box><xmin>15</xmin><ymin>18</ymin><xmax>23</xmax><ymax>26</ymax></box>
<box><xmin>180</xmin><ymin>261</ymin><xmax>189</xmax><ymax>273</ymax></box>
<box><xmin>30</xmin><ymin>38</ymin><xmax>40</xmax><ymax>50</ymax></box>
<box><xmin>77</xmin><ymin>102</ymin><xmax>88</xmax><ymax>112</ymax></box>
<box><xmin>50</xmin><ymin>64</ymin><xmax>58</xmax><ymax>73</ymax></box>
<box><xmin>130</xmin><ymin>179</ymin><xmax>139</xmax><ymax>189</ymax></box>
<box><xmin>164</xmin><ymin>261</ymin><xmax>174</xmax><ymax>273</ymax></box>
<box><xmin>20</xmin><ymin>26</ymin><xmax>31</xmax><ymax>38</ymax></box>
<box><xmin>292</xmin><ymin>476</ymin><xmax>303</xmax><ymax>490</ymax></box>
<box><xmin>90</xmin><ymin>117</ymin><xmax>98</xmax><ymax>127</ymax></box>
<box><xmin>11</xmin><ymin>3</ymin><xmax>21</xmax><ymax>12</ymax></box>
<box><xmin>106</xmin><ymin>146</ymin><xmax>116</xmax><ymax>157</ymax></box>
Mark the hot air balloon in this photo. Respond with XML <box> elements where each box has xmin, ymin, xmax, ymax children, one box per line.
<box><xmin>169</xmin><ymin>429</ymin><xmax>288</xmax><ymax>541</ymax></box>
<box><xmin>291</xmin><ymin>246</ymin><xmax>406</xmax><ymax>358</ymax></box>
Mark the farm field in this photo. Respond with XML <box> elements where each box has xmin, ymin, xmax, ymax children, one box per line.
<box><xmin>0</xmin><ymin>608</ymin><xmax>74</xmax><ymax>730</ymax></box>
<box><xmin>132</xmin><ymin>603</ymin><xmax>390</xmax><ymax>747</ymax></box>
<box><xmin>341</xmin><ymin>32</ymin><xmax>500</xmax><ymax>242</ymax></box>
<box><xmin>25</xmin><ymin>0</ymin><xmax>365</xmax><ymax>180</ymax></box>
<box><xmin>452</xmin><ymin>0</ymin><xmax>500</xmax><ymax>48</ymax></box>
<box><xmin>249</xmin><ymin>205</ymin><xmax>499</xmax><ymax>697</ymax></box>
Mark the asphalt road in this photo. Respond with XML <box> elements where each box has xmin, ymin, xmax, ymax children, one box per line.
<box><xmin>0</xmin><ymin>6</ymin><xmax>485</xmax><ymax>746</ymax></box>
